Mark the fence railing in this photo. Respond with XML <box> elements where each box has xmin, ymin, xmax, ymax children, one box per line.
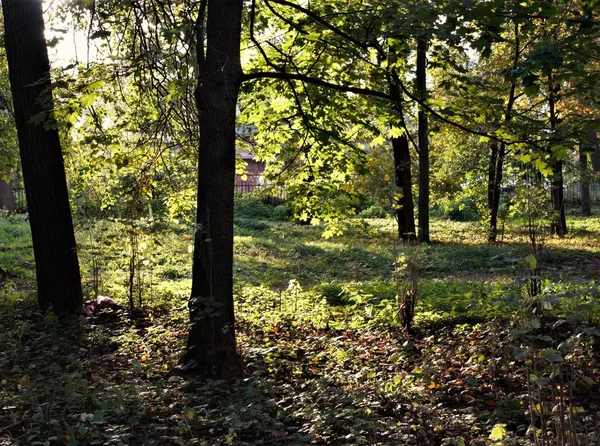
<box><xmin>564</xmin><ymin>182</ymin><xmax>600</xmax><ymax>204</ymax></box>
<box><xmin>12</xmin><ymin>186</ymin><xmax>26</xmax><ymax>212</ymax></box>
<box><xmin>234</xmin><ymin>174</ymin><xmax>287</xmax><ymax>200</ymax></box>
<box><xmin>234</xmin><ymin>174</ymin><xmax>264</xmax><ymax>194</ymax></box>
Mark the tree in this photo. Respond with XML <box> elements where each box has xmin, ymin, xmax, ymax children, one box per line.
<box><xmin>416</xmin><ymin>36</ymin><xmax>429</xmax><ymax>243</ymax></box>
<box><xmin>0</xmin><ymin>179</ymin><xmax>14</xmax><ymax>212</ymax></box>
<box><xmin>182</xmin><ymin>0</ymin><xmax>244</xmax><ymax>378</ymax></box>
<box><xmin>1</xmin><ymin>0</ymin><xmax>83</xmax><ymax>314</ymax></box>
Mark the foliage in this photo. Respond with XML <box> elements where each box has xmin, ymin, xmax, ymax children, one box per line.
<box><xmin>234</xmin><ymin>194</ymin><xmax>287</xmax><ymax>222</ymax></box>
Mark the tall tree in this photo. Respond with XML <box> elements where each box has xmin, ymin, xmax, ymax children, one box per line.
<box><xmin>182</xmin><ymin>0</ymin><xmax>244</xmax><ymax>378</ymax></box>
<box><xmin>0</xmin><ymin>179</ymin><xmax>14</xmax><ymax>212</ymax></box>
<box><xmin>2</xmin><ymin>0</ymin><xmax>82</xmax><ymax>313</ymax></box>
<box><xmin>416</xmin><ymin>36</ymin><xmax>429</xmax><ymax>243</ymax></box>
<box><xmin>580</xmin><ymin>143</ymin><xmax>591</xmax><ymax>216</ymax></box>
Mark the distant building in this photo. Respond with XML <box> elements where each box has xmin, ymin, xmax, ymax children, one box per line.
<box><xmin>235</xmin><ymin>150</ymin><xmax>265</xmax><ymax>193</ymax></box>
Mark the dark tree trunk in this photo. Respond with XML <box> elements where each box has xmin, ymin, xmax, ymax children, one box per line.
<box><xmin>589</xmin><ymin>131</ymin><xmax>600</xmax><ymax>172</ymax></box>
<box><xmin>416</xmin><ymin>37</ymin><xmax>429</xmax><ymax>243</ymax></box>
<box><xmin>387</xmin><ymin>75</ymin><xmax>415</xmax><ymax>241</ymax></box>
<box><xmin>392</xmin><ymin>134</ymin><xmax>416</xmax><ymax>240</ymax></box>
<box><xmin>488</xmin><ymin>142</ymin><xmax>498</xmax><ymax>212</ymax></box>
<box><xmin>547</xmin><ymin>71</ymin><xmax>567</xmax><ymax>237</ymax></box>
<box><xmin>2</xmin><ymin>0</ymin><xmax>82</xmax><ymax>314</ymax></box>
<box><xmin>580</xmin><ymin>145</ymin><xmax>591</xmax><ymax>216</ymax></box>
<box><xmin>183</xmin><ymin>0</ymin><xmax>243</xmax><ymax>378</ymax></box>
<box><xmin>0</xmin><ymin>180</ymin><xmax>15</xmax><ymax>213</ymax></box>
<box><xmin>488</xmin><ymin>142</ymin><xmax>506</xmax><ymax>243</ymax></box>
<box><xmin>550</xmin><ymin>160</ymin><xmax>567</xmax><ymax>236</ymax></box>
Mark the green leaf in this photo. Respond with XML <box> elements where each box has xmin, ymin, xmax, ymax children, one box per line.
<box><xmin>388</xmin><ymin>126</ymin><xmax>404</xmax><ymax>138</ymax></box>
<box><xmin>522</xmin><ymin>254</ymin><xmax>537</xmax><ymax>270</ymax></box>
<box><xmin>541</xmin><ymin>348</ymin><xmax>563</xmax><ymax>363</ymax></box>
<box><xmin>529</xmin><ymin>319</ymin><xmax>541</xmax><ymax>329</ymax></box>
<box><xmin>512</xmin><ymin>347</ymin><xmax>528</xmax><ymax>359</ymax></box>
<box><xmin>581</xmin><ymin>327</ymin><xmax>600</xmax><ymax>337</ymax></box>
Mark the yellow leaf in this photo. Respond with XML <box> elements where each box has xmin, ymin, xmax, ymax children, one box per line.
<box><xmin>19</xmin><ymin>375</ymin><xmax>31</xmax><ymax>388</ymax></box>
<box><xmin>489</xmin><ymin>423</ymin><xmax>507</xmax><ymax>441</ymax></box>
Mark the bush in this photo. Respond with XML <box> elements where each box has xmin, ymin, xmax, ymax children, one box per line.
<box><xmin>234</xmin><ymin>193</ymin><xmax>287</xmax><ymax>221</ymax></box>
<box><xmin>314</xmin><ymin>282</ymin><xmax>350</xmax><ymax>306</ymax></box>
<box><xmin>358</xmin><ymin>204</ymin><xmax>390</xmax><ymax>218</ymax></box>
<box><xmin>434</xmin><ymin>197</ymin><xmax>480</xmax><ymax>221</ymax></box>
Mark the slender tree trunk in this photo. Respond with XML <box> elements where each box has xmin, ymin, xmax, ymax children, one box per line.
<box><xmin>392</xmin><ymin>134</ymin><xmax>416</xmax><ymax>240</ymax></box>
<box><xmin>416</xmin><ymin>36</ymin><xmax>429</xmax><ymax>243</ymax></box>
<box><xmin>489</xmin><ymin>21</ymin><xmax>519</xmax><ymax>243</ymax></box>
<box><xmin>550</xmin><ymin>160</ymin><xmax>567</xmax><ymax>235</ymax></box>
<box><xmin>388</xmin><ymin>76</ymin><xmax>415</xmax><ymax>241</ymax></box>
<box><xmin>548</xmin><ymin>71</ymin><xmax>567</xmax><ymax>237</ymax></box>
<box><xmin>2</xmin><ymin>0</ymin><xmax>82</xmax><ymax>314</ymax></box>
<box><xmin>488</xmin><ymin>142</ymin><xmax>498</xmax><ymax>212</ymax></box>
<box><xmin>589</xmin><ymin>131</ymin><xmax>600</xmax><ymax>172</ymax></box>
<box><xmin>183</xmin><ymin>0</ymin><xmax>243</xmax><ymax>378</ymax></box>
<box><xmin>580</xmin><ymin>144</ymin><xmax>591</xmax><ymax>216</ymax></box>
<box><xmin>0</xmin><ymin>180</ymin><xmax>15</xmax><ymax>213</ymax></box>
<box><xmin>488</xmin><ymin>142</ymin><xmax>506</xmax><ymax>242</ymax></box>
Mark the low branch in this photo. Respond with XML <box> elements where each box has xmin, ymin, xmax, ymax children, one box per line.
<box><xmin>242</xmin><ymin>71</ymin><xmax>391</xmax><ymax>100</ymax></box>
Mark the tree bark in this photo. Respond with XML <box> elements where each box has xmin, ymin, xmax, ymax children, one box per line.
<box><xmin>580</xmin><ymin>144</ymin><xmax>591</xmax><ymax>216</ymax></box>
<box><xmin>2</xmin><ymin>0</ymin><xmax>82</xmax><ymax>314</ymax></box>
<box><xmin>588</xmin><ymin>131</ymin><xmax>600</xmax><ymax>172</ymax></box>
<box><xmin>488</xmin><ymin>142</ymin><xmax>506</xmax><ymax>242</ymax></box>
<box><xmin>183</xmin><ymin>0</ymin><xmax>243</xmax><ymax>378</ymax></box>
<box><xmin>548</xmin><ymin>71</ymin><xmax>567</xmax><ymax>237</ymax></box>
<box><xmin>550</xmin><ymin>160</ymin><xmax>567</xmax><ymax>236</ymax></box>
<box><xmin>392</xmin><ymin>134</ymin><xmax>416</xmax><ymax>240</ymax></box>
<box><xmin>416</xmin><ymin>36</ymin><xmax>429</xmax><ymax>243</ymax></box>
<box><xmin>0</xmin><ymin>179</ymin><xmax>15</xmax><ymax>213</ymax></box>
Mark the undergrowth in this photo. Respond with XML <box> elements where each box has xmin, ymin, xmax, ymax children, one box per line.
<box><xmin>1</xmin><ymin>214</ymin><xmax>600</xmax><ymax>444</ymax></box>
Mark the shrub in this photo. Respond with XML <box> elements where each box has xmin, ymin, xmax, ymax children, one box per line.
<box><xmin>358</xmin><ymin>204</ymin><xmax>390</xmax><ymax>218</ymax></box>
<box><xmin>436</xmin><ymin>197</ymin><xmax>481</xmax><ymax>221</ymax></box>
<box><xmin>234</xmin><ymin>193</ymin><xmax>287</xmax><ymax>221</ymax></box>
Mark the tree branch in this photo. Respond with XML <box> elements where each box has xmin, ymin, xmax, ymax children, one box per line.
<box><xmin>266</xmin><ymin>0</ymin><xmax>368</xmax><ymax>51</ymax></box>
<box><xmin>242</xmin><ymin>71</ymin><xmax>390</xmax><ymax>100</ymax></box>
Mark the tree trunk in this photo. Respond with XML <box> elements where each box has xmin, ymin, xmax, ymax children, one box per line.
<box><xmin>580</xmin><ymin>144</ymin><xmax>591</xmax><ymax>216</ymax></box>
<box><xmin>2</xmin><ymin>0</ymin><xmax>82</xmax><ymax>314</ymax></box>
<box><xmin>416</xmin><ymin>36</ymin><xmax>429</xmax><ymax>243</ymax></box>
<box><xmin>547</xmin><ymin>71</ymin><xmax>567</xmax><ymax>237</ymax></box>
<box><xmin>489</xmin><ymin>21</ymin><xmax>519</xmax><ymax>243</ymax></box>
<box><xmin>0</xmin><ymin>180</ymin><xmax>15</xmax><ymax>213</ymax></box>
<box><xmin>392</xmin><ymin>134</ymin><xmax>416</xmax><ymax>240</ymax></box>
<box><xmin>588</xmin><ymin>131</ymin><xmax>600</xmax><ymax>172</ymax></box>
<box><xmin>183</xmin><ymin>0</ymin><xmax>243</xmax><ymax>378</ymax></box>
<box><xmin>488</xmin><ymin>142</ymin><xmax>506</xmax><ymax>242</ymax></box>
<box><xmin>550</xmin><ymin>160</ymin><xmax>567</xmax><ymax>236</ymax></box>
<box><xmin>488</xmin><ymin>142</ymin><xmax>498</xmax><ymax>212</ymax></box>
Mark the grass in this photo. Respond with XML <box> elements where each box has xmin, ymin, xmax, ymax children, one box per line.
<box><xmin>1</xmin><ymin>211</ymin><xmax>600</xmax><ymax>444</ymax></box>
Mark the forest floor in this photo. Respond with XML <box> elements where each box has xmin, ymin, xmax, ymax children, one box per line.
<box><xmin>1</xmin><ymin>209</ymin><xmax>600</xmax><ymax>445</ymax></box>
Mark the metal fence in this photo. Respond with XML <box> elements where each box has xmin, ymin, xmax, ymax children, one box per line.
<box><xmin>12</xmin><ymin>186</ymin><xmax>26</xmax><ymax>212</ymax></box>
<box><xmin>234</xmin><ymin>174</ymin><xmax>264</xmax><ymax>194</ymax></box>
<box><xmin>234</xmin><ymin>174</ymin><xmax>287</xmax><ymax>200</ymax></box>
<box><xmin>564</xmin><ymin>182</ymin><xmax>600</xmax><ymax>204</ymax></box>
